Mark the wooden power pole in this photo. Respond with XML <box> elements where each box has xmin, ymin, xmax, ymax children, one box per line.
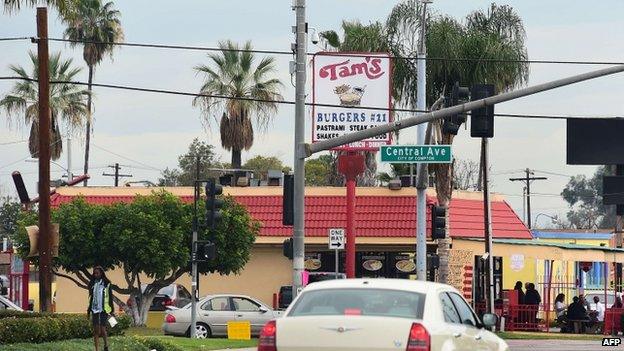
<box><xmin>36</xmin><ymin>7</ymin><xmax>52</xmax><ymax>313</ymax></box>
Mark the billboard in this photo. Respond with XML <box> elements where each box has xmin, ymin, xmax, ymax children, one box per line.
<box><xmin>567</xmin><ymin>118</ymin><xmax>624</xmax><ymax>165</ymax></box>
<box><xmin>312</xmin><ymin>52</ymin><xmax>392</xmax><ymax>151</ymax></box>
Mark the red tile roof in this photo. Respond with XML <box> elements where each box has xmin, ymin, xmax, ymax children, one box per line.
<box><xmin>50</xmin><ymin>189</ymin><xmax>530</xmax><ymax>239</ymax></box>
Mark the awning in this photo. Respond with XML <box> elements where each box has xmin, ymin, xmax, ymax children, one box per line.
<box><xmin>454</xmin><ymin>238</ymin><xmax>624</xmax><ymax>263</ymax></box>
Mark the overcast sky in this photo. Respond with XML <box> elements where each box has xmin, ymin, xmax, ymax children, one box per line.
<box><xmin>1</xmin><ymin>0</ymin><xmax>623</xmax><ymax>228</ymax></box>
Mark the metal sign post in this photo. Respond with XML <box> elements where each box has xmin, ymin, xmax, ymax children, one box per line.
<box><xmin>329</xmin><ymin>228</ymin><xmax>345</xmax><ymax>278</ymax></box>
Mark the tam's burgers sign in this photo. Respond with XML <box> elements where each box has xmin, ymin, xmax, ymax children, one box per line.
<box><xmin>312</xmin><ymin>52</ymin><xmax>392</xmax><ymax>150</ymax></box>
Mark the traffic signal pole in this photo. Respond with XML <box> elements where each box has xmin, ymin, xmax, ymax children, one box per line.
<box><xmin>306</xmin><ymin>64</ymin><xmax>624</xmax><ymax>155</ymax></box>
<box><xmin>190</xmin><ymin>156</ymin><xmax>199</xmax><ymax>337</ymax></box>
<box><xmin>415</xmin><ymin>1</ymin><xmax>429</xmax><ymax>282</ymax></box>
<box><xmin>482</xmin><ymin>138</ymin><xmax>495</xmax><ymax>315</ymax></box>
<box><xmin>292</xmin><ymin>0</ymin><xmax>306</xmax><ymax>299</ymax></box>
<box><xmin>36</xmin><ymin>7</ymin><xmax>52</xmax><ymax>313</ymax></box>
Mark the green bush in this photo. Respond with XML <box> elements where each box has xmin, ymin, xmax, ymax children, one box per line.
<box><xmin>0</xmin><ymin>314</ymin><xmax>131</xmax><ymax>344</ymax></box>
<box><xmin>0</xmin><ymin>336</ymin><xmax>182</xmax><ymax>351</ymax></box>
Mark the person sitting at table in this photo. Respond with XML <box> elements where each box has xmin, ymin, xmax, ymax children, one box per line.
<box><xmin>567</xmin><ymin>296</ymin><xmax>588</xmax><ymax>333</ymax></box>
<box><xmin>613</xmin><ymin>295</ymin><xmax>623</xmax><ymax>309</ymax></box>
<box><xmin>587</xmin><ymin>296</ymin><xmax>605</xmax><ymax>333</ymax></box>
<box><xmin>555</xmin><ymin>294</ymin><xmax>566</xmax><ymax>320</ymax></box>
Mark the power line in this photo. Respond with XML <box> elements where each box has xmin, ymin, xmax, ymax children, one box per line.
<box><xmin>0</xmin><ymin>37</ymin><xmax>30</xmax><ymax>42</ymax></box>
<box><xmin>91</xmin><ymin>143</ymin><xmax>163</xmax><ymax>172</ymax></box>
<box><xmin>0</xmin><ymin>139</ymin><xmax>27</xmax><ymax>146</ymax></box>
<box><xmin>2</xmin><ymin>75</ymin><xmax>623</xmax><ymax>120</ymax></box>
<box><xmin>43</xmin><ymin>37</ymin><xmax>624</xmax><ymax>66</ymax></box>
<box><xmin>3</xmin><ymin>36</ymin><xmax>624</xmax><ymax>66</ymax></box>
<box><xmin>533</xmin><ymin>170</ymin><xmax>574</xmax><ymax>177</ymax></box>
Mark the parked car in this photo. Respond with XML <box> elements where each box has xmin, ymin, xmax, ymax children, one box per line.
<box><xmin>278</xmin><ymin>272</ymin><xmax>346</xmax><ymax>309</ymax></box>
<box><xmin>259</xmin><ymin>278</ymin><xmax>507</xmax><ymax>351</ymax></box>
<box><xmin>132</xmin><ymin>284</ymin><xmax>192</xmax><ymax>311</ymax></box>
<box><xmin>163</xmin><ymin>294</ymin><xmax>282</xmax><ymax>338</ymax></box>
<box><xmin>0</xmin><ymin>295</ymin><xmax>23</xmax><ymax>311</ymax></box>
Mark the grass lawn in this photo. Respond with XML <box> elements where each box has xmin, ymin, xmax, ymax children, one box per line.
<box><xmin>498</xmin><ymin>331</ymin><xmax>607</xmax><ymax>341</ymax></box>
<box><xmin>0</xmin><ymin>335</ymin><xmax>257</xmax><ymax>351</ymax></box>
<box><xmin>125</xmin><ymin>326</ymin><xmax>257</xmax><ymax>349</ymax></box>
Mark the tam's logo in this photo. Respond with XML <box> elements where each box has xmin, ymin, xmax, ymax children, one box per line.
<box><xmin>318</xmin><ymin>57</ymin><xmax>385</xmax><ymax>81</ymax></box>
<box><xmin>603</xmin><ymin>337</ymin><xmax>622</xmax><ymax>346</ymax></box>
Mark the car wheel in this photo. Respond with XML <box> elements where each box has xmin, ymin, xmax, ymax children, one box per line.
<box><xmin>194</xmin><ymin>323</ymin><xmax>211</xmax><ymax>339</ymax></box>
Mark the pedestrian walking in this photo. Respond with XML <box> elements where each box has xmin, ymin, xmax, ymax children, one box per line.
<box><xmin>87</xmin><ymin>266</ymin><xmax>115</xmax><ymax>351</ymax></box>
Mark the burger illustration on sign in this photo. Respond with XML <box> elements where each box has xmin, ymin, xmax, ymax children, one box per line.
<box><xmin>363</xmin><ymin>259</ymin><xmax>383</xmax><ymax>272</ymax></box>
<box><xmin>334</xmin><ymin>84</ymin><xmax>366</xmax><ymax>106</ymax></box>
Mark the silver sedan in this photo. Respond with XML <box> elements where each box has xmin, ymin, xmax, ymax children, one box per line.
<box><xmin>162</xmin><ymin>294</ymin><xmax>282</xmax><ymax>338</ymax></box>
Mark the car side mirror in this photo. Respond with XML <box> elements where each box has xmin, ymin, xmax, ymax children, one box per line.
<box><xmin>482</xmin><ymin>313</ymin><xmax>498</xmax><ymax>328</ymax></box>
<box><xmin>259</xmin><ymin>306</ymin><xmax>269</xmax><ymax>313</ymax></box>
<box><xmin>0</xmin><ymin>287</ymin><xmax>7</xmax><ymax>296</ymax></box>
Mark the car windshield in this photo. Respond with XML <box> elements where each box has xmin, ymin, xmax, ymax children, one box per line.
<box><xmin>288</xmin><ymin>288</ymin><xmax>425</xmax><ymax>319</ymax></box>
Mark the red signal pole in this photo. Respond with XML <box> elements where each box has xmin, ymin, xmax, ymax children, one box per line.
<box><xmin>338</xmin><ymin>153</ymin><xmax>366</xmax><ymax>278</ymax></box>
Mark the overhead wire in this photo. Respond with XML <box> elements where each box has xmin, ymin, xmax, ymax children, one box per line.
<box><xmin>91</xmin><ymin>143</ymin><xmax>163</xmax><ymax>172</ymax></box>
<box><xmin>2</xmin><ymin>75</ymin><xmax>622</xmax><ymax>120</ymax></box>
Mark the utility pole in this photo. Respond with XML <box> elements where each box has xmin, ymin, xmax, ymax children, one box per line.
<box><xmin>190</xmin><ymin>156</ymin><xmax>199</xmax><ymax>337</ymax></box>
<box><xmin>509</xmin><ymin>169</ymin><xmax>547</xmax><ymax>229</ymax></box>
<box><xmin>482</xmin><ymin>139</ymin><xmax>495</xmax><ymax>315</ymax></box>
<box><xmin>415</xmin><ymin>0</ymin><xmax>430</xmax><ymax>282</ymax></box>
<box><xmin>616</xmin><ymin>165</ymin><xmax>623</xmax><ymax>292</ymax></box>
<box><xmin>66</xmin><ymin>137</ymin><xmax>73</xmax><ymax>181</ymax></box>
<box><xmin>103</xmin><ymin>163</ymin><xmax>133</xmax><ymax>186</ymax></box>
<box><xmin>36</xmin><ymin>6</ymin><xmax>52</xmax><ymax>313</ymax></box>
<box><xmin>291</xmin><ymin>0</ymin><xmax>306</xmax><ymax>299</ymax></box>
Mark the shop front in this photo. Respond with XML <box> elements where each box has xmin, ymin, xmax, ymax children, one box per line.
<box><xmin>303</xmin><ymin>250</ymin><xmax>423</xmax><ymax>279</ymax></box>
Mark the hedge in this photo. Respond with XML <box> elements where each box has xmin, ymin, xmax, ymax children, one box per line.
<box><xmin>0</xmin><ymin>336</ymin><xmax>183</xmax><ymax>351</ymax></box>
<box><xmin>0</xmin><ymin>313</ymin><xmax>131</xmax><ymax>344</ymax></box>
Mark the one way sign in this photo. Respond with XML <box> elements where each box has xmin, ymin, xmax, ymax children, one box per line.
<box><xmin>328</xmin><ymin>228</ymin><xmax>345</xmax><ymax>250</ymax></box>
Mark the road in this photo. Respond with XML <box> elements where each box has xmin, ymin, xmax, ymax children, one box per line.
<box><xmin>507</xmin><ymin>339</ymin><xmax>617</xmax><ymax>351</ymax></box>
<box><xmin>219</xmin><ymin>340</ymin><xmax>617</xmax><ymax>351</ymax></box>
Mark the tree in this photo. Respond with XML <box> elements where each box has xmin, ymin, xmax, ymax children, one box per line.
<box><xmin>0</xmin><ymin>51</ymin><xmax>89</xmax><ymax>160</ymax></box>
<box><xmin>157</xmin><ymin>138</ymin><xmax>222</xmax><ymax>186</ymax></box>
<box><xmin>243</xmin><ymin>155</ymin><xmax>290</xmax><ymax>179</ymax></box>
<box><xmin>63</xmin><ymin>0</ymin><xmax>124</xmax><ymax>185</ymax></box>
<box><xmin>453</xmin><ymin>159</ymin><xmax>481</xmax><ymax>191</ymax></box>
<box><xmin>322</xmin><ymin>1</ymin><xmax>529</xmax><ymax>283</ymax></box>
<box><xmin>562</xmin><ymin>166</ymin><xmax>615</xmax><ymax>229</ymax></box>
<box><xmin>193</xmin><ymin>41</ymin><xmax>283</xmax><ymax>169</ymax></box>
<box><xmin>3</xmin><ymin>0</ymin><xmax>75</xmax><ymax>15</ymax></box>
<box><xmin>0</xmin><ymin>198</ymin><xmax>21</xmax><ymax>243</ymax></box>
<box><xmin>15</xmin><ymin>191</ymin><xmax>259</xmax><ymax>326</ymax></box>
<box><xmin>305</xmin><ymin>155</ymin><xmax>335</xmax><ymax>186</ymax></box>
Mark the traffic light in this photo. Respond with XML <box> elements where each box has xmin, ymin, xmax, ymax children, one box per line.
<box><xmin>443</xmin><ymin>82</ymin><xmax>470</xmax><ymax>135</ymax></box>
<box><xmin>471</xmin><ymin>84</ymin><xmax>496</xmax><ymax>138</ymax></box>
<box><xmin>283</xmin><ymin>174</ymin><xmax>294</xmax><ymax>226</ymax></box>
<box><xmin>194</xmin><ymin>240</ymin><xmax>216</xmax><ymax>262</ymax></box>
<box><xmin>205</xmin><ymin>179</ymin><xmax>224</xmax><ymax>229</ymax></box>
<box><xmin>430</xmin><ymin>205</ymin><xmax>447</xmax><ymax>240</ymax></box>
<box><xmin>282</xmin><ymin>238</ymin><xmax>293</xmax><ymax>260</ymax></box>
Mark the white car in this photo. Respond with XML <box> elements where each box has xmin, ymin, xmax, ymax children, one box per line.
<box><xmin>163</xmin><ymin>294</ymin><xmax>282</xmax><ymax>338</ymax></box>
<box><xmin>258</xmin><ymin>279</ymin><xmax>508</xmax><ymax>351</ymax></box>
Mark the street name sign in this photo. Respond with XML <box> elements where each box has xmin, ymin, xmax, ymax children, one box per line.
<box><xmin>328</xmin><ymin>228</ymin><xmax>345</xmax><ymax>250</ymax></box>
<box><xmin>380</xmin><ymin>145</ymin><xmax>452</xmax><ymax>163</ymax></box>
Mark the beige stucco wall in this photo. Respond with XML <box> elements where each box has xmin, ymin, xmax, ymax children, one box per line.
<box><xmin>55</xmin><ymin>246</ymin><xmax>291</xmax><ymax>313</ymax></box>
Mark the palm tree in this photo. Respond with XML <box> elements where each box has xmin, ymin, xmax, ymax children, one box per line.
<box><xmin>193</xmin><ymin>40</ymin><xmax>283</xmax><ymax>169</ymax></box>
<box><xmin>62</xmin><ymin>0</ymin><xmax>123</xmax><ymax>185</ymax></box>
<box><xmin>0</xmin><ymin>51</ymin><xmax>89</xmax><ymax>160</ymax></box>
<box><xmin>321</xmin><ymin>1</ymin><xmax>529</xmax><ymax>283</ymax></box>
<box><xmin>3</xmin><ymin>0</ymin><xmax>75</xmax><ymax>15</ymax></box>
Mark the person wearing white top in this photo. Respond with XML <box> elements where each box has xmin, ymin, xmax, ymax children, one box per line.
<box><xmin>593</xmin><ymin>296</ymin><xmax>605</xmax><ymax>322</ymax></box>
<box><xmin>554</xmin><ymin>293</ymin><xmax>566</xmax><ymax>319</ymax></box>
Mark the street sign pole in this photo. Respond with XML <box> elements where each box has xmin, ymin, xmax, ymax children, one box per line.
<box><xmin>335</xmin><ymin>249</ymin><xmax>339</xmax><ymax>279</ymax></box>
<box><xmin>329</xmin><ymin>228</ymin><xmax>345</xmax><ymax>279</ymax></box>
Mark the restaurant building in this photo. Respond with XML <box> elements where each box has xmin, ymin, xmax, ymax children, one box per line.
<box><xmin>46</xmin><ymin>185</ymin><xmax>533</xmax><ymax>314</ymax></box>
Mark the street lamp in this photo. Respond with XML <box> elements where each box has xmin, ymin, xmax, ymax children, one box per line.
<box><xmin>25</xmin><ymin>158</ymin><xmax>72</xmax><ymax>180</ymax></box>
<box><xmin>534</xmin><ymin>213</ymin><xmax>559</xmax><ymax>228</ymax></box>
